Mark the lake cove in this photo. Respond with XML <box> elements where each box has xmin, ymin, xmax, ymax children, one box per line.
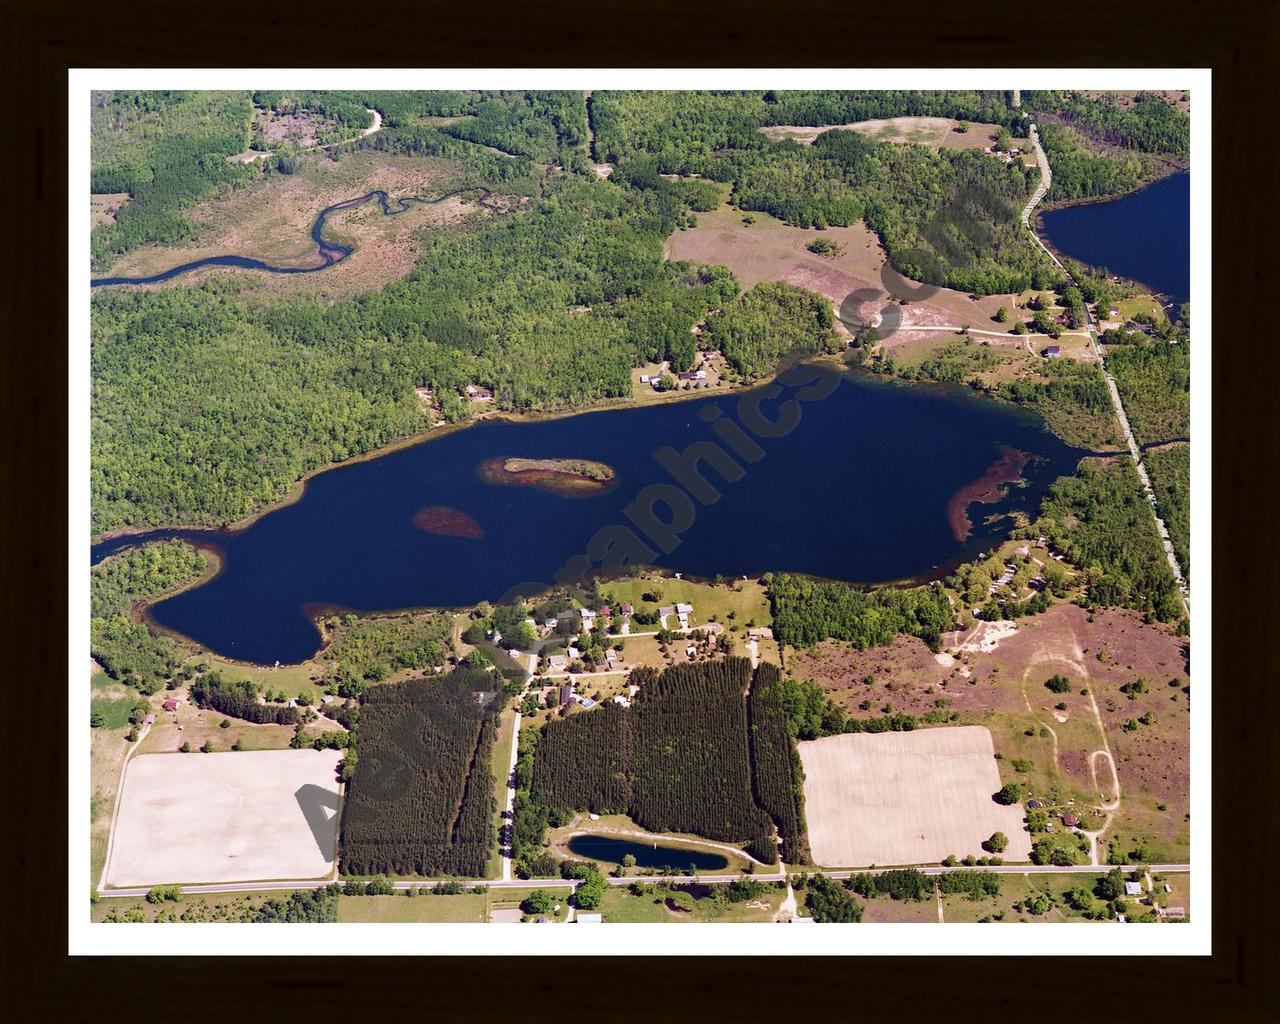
<box><xmin>1039</xmin><ymin>171</ymin><xmax>1190</xmax><ymax>305</ymax></box>
<box><xmin>91</xmin><ymin>364</ymin><xmax>1084</xmax><ymax>665</ymax></box>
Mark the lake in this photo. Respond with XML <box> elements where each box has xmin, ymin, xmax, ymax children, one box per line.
<box><xmin>91</xmin><ymin>364</ymin><xmax>1084</xmax><ymax>665</ymax></box>
<box><xmin>1040</xmin><ymin>171</ymin><xmax>1190</xmax><ymax>305</ymax></box>
<box><xmin>565</xmin><ymin>834</ymin><xmax>729</xmax><ymax>871</ymax></box>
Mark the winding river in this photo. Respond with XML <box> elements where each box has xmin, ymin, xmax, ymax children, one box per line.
<box><xmin>90</xmin><ymin>187</ymin><xmax>495</xmax><ymax>288</ymax></box>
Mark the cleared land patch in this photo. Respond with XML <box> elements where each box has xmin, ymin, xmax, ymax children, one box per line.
<box><xmin>105</xmin><ymin>748</ymin><xmax>343</xmax><ymax>887</ymax></box>
<box><xmin>666</xmin><ymin>206</ymin><xmax>1024</xmax><ymax>337</ymax></box>
<box><xmin>799</xmin><ymin>725</ymin><xmax>1031</xmax><ymax>867</ymax></box>
<box><xmin>760</xmin><ymin>117</ymin><xmax>1018</xmax><ymax>155</ymax></box>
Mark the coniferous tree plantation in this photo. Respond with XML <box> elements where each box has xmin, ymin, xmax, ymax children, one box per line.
<box><xmin>530</xmin><ymin>659</ymin><xmax>805</xmax><ymax>865</ymax></box>
<box><xmin>340</xmin><ymin>668</ymin><xmax>499</xmax><ymax>877</ymax></box>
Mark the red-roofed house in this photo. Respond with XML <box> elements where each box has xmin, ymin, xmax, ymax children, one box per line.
<box><xmin>162</xmin><ymin>699</ymin><xmax>180</xmax><ymax>712</ymax></box>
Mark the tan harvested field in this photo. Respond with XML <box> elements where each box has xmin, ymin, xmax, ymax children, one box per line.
<box><xmin>100</xmin><ymin>152</ymin><xmax>495</xmax><ymax>301</ymax></box>
<box><xmin>666</xmin><ymin>206</ymin><xmax>1024</xmax><ymax>339</ymax></box>
<box><xmin>799</xmin><ymin>726</ymin><xmax>1031</xmax><ymax>868</ymax></box>
<box><xmin>91</xmin><ymin>192</ymin><xmax>130</xmax><ymax>228</ymax></box>
<box><xmin>105</xmin><ymin>748</ymin><xmax>343</xmax><ymax>887</ymax></box>
<box><xmin>760</xmin><ymin>117</ymin><xmax>1016</xmax><ymax>153</ymax></box>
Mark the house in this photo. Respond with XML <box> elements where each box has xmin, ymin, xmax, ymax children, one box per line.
<box><xmin>142</xmin><ymin>714</ymin><xmax>156</xmax><ymax>725</ymax></box>
<box><xmin>1027</xmin><ymin>799</ymin><xmax>1042</xmax><ymax>810</ymax></box>
<box><xmin>685</xmin><ymin>645</ymin><xmax>697</xmax><ymax>657</ymax></box>
<box><xmin>599</xmin><ymin>605</ymin><xmax>612</xmax><ymax>617</ymax></box>
<box><xmin>559</xmin><ymin>683</ymin><xmax>574</xmax><ymax>705</ymax></box>
<box><xmin>620</xmin><ymin>603</ymin><xmax>634</xmax><ymax>616</ymax></box>
<box><xmin>675</xmin><ymin>603</ymin><xmax>693</xmax><ymax>615</ymax></box>
<box><xmin>465</xmin><ymin>384</ymin><xmax>494</xmax><ymax>400</ymax></box>
<box><xmin>567</xmin><ymin>646</ymin><xmax>581</xmax><ymax>660</ymax></box>
<box><xmin>1042</xmin><ymin>345</ymin><xmax>1062</xmax><ymax>358</ymax></box>
<box><xmin>612</xmin><ymin>695</ymin><xmax>631</xmax><ymax>707</ymax></box>
<box><xmin>578</xmin><ymin>697</ymin><xmax>596</xmax><ymax>709</ymax></box>
<box><xmin>1124</xmin><ymin>881</ymin><xmax>1144</xmax><ymax>897</ymax></box>
<box><xmin>747</xmin><ymin>627</ymin><xmax>773</xmax><ymax>640</ymax></box>
<box><xmin>576</xmin><ymin>913</ymin><xmax>603</xmax><ymax>923</ymax></box>
<box><xmin>579</xmin><ymin>608</ymin><xmax>596</xmax><ymax>625</ymax></box>
<box><xmin>639</xmin><ymin>375</ymin><xmax>651</xmax><ymax>384</ymax></box>
<box><xmin>162</xmin><ymin>699</ymin><xmax>180</xmax><ymax>712</ymax></box>
<box><xmin>677</xmin><ymin>613</ymin><xmax>690</xmax><ymax>629</ymax></box>
<box><xmin>546</xmin><ymin>655</ymin><xmax>569</xmax><ymax>673</ymax></box>
<box><xmin>1062</xmin><ymin>813</ymin><xmax>1079</xmax><ymax>828</ymax></box>
<box><xmin>658</xmin><ymin>606</ymin><xmax>675</xmax><ymax>620</ymax></box>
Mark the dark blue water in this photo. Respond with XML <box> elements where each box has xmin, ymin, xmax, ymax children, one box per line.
<box><xmin>566</xmin><ymin>835</ymin><xmax>729</xmax><ymax>871</ymax></box>
<box><xmin>90</xmin><ymin>188</ymin><xmax>491</xmax><ymax>288</ymax></box>
<box><xmin>90</xmin><ymin>366</ymin><xmax>1084</xmax><ymax>665</ymax></box>
<box><xmin>1040</xmin><ymin>171</ymin><xmax>1190</xmax><ymax>304</ymax></box>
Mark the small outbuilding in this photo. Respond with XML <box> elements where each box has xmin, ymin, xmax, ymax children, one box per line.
<box><xmin>1124</xmin><ymin>881</ymin><xmax>1144</xmax><ymax>897</ymax></box>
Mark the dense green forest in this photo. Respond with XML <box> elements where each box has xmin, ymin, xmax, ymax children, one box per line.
<box><xmin>593</xmin><ymin>90</ymin><xmax>1047</xmax><ymax>295</ymax></box>
<box><xmin>340</xmin><ymin>669</ymin><xmax>498</xmax><ymax>877</ymax></box>
<box><xmin>1106</xmin><ymin>340</ymin><xmax>1190</xmax><ymax>446</ymax></box>
<box><xmin>1143</xmin><ymin>444</ymin><xmax>1190</xmax><ymax>578</ymax></box>
<box><xmin>703</xmin><ymin>281</ymin><xmax>840</xmax><ymax>378</ymax></box>
<box><xmin>90</xmin><ymin>171</ymin><xmax>736</xmax><ymax>533</ymax></box>
<box><xmin>90</xmin><ymin>540</ymin><xmax>207</xmax><ymax>693</ymax></box>
<box><xmin>766</xmin><ymin>573</ymin><xmax>953</xmax><ymax>650</ymax></box>
<box><xmin>996</xmin><ymin>358</ymin><xmax>1120</xmax><ymax>450</ymax></box>
<box><xmin>1035</xmin><ymin>459</ymin><xmax>1182</xmax><ymax>620</ymax></box>
<box><xmin>91</xmin><ymin>91</ymin><xmax>259</xmax><ymax>269</ymax></box>
<box><xmin>1035</xmin><ymin>124</ymin><xmax>1165</xmax><ymax>203</ymax></box>
<box><xmin>1027</xmin><ymin>92</ymin><xmax>1189</xmax><ymax>203</ymax></box>
<box><xmin>318</xmin><ymin>610</ymin><xmax>455</xmax><ymax>688</ymax></box>
<box><xmin>527</xmin><ymin>660</ymin><xmax>800</xmax><ymax>865</ymax></box>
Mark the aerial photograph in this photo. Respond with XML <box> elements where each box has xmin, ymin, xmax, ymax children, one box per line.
<box><xmin>83</xmin><ymin>83</ymin><xmax>1195</xmax><ymax>935</ymax></box>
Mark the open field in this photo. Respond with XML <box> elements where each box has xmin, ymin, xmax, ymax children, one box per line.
<box><xmin>597</xmin><ymin>884</ymin><xmax>784</xmax><ymax>922</ymax></box>
<box><xmin>338</xmin><ymin>893</ymin><xmax>489</xmax><ymax>923</ymax></box>
<box><xmin>799</xmin><ymin>726</ymin><xmax>1030</xmax><ymax>867</ymax></box>
<box><xmin>759</xmin><ymin>117</ymin><xmax>1025</xmax><ymax>158</ymax></box>
<box><xmin>90</xmin><ymin>676</ymin><xmax>135</xmax><ymax>885</ymax></box>
<box><xmin>91</xmin><ymin>192</ymin><xmax>130</xmax><ymax>228</ymax></box>
<box><xmin>666</xmin><ymin>205</ymin><xmax>1027</xmax><ymax>338</ymax></box>
<box><xmin>92</xmin><ymin>887</ymin><xmax>311</xmax><ymax>924</ymax></box>
<box><xmin>100</xmin><ymin>151</ymin><xmax>487</xmax><ymax>301</ymax></box>
<box><xmin>788</xmin><ymin>602</ymin><xmax>1189</xmax><ymax>862</ymax></box>
<box><xmin>105</xmin><ymin>748</ymin><xmax>342</xmax><ymax>887</ymax></box>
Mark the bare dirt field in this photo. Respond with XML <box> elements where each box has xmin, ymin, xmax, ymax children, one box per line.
<box><xmin>101</xmin><ymin>152</ymin><xmax>490</xmax><ymax>301</ymax></box>
<box><xmin>105</xmin><ymin>748</ymin><xmax>343</xmax><ymax>887</ymax></box>
<box><xmin>759</xmin><ymin>117</ymin><xmax>1015</xmax><ymax>153</ymax></box>
<box><xmin>665</xmin><ymin>206</ymin><xmax>1024</xmax><ymax>337</ymax></box>
<box><xmin>91</xmin><ymin>192</ymin><xmax>131</xmax><ymax>228</ymax></box>
<box><xmin>799</xmin><ymin>725</ymin><xmax>1031</xmax><ymax>867</ymax></box>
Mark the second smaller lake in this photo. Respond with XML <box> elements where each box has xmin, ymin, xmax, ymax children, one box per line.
<box><xmin>566</xmin><ymin>834</ymin><xmax>729</xmax><ymax>871</ymax></box>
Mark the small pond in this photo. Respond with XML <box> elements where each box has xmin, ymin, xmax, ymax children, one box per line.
<box><xmin>566</xmin><ymin>834</ymin><xmax>729</xmax><ymax>871</ymax></box>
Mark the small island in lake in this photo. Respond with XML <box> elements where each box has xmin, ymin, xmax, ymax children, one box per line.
<box><xmin>478</xmin><ymin>456</ymin><xmax>617</xmax><ymax>496</ymax></box>
<box><xmin>413</xmin><ymin>505</ymin><xmax>485</xmax><ymax>539</ymax></box>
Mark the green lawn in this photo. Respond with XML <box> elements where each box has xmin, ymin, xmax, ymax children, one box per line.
<box><xmin>597</xmin><ymin>885</ymin><xmax>783</xmax><ymax>922</ymax></box>
<box><xmin>604</xmin><ymin>574</ymin><xmax>773</xmax><ymax>631</ymax></box>
<box><xmin>338</xmin><ymin>893</ymin><xmax>487</xmax><ymax>923</ymax></box>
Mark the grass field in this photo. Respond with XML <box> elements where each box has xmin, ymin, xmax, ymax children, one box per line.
<box><xmin>597</xmin><ymin>884</ymin><xmax>784</xmax><ymax>922</ymax></box>
<box><xmin>92</xmin><ymin>888</ymin><xmax>303</xmax><ymax>924</ymax></box>
<box><xmin>758</xmin><ymin>117</ymin><xmax>1022</xmax><ymax>156</ymax></box>
<box><xmin>338</xmin><ymin>893</ymin><xmax>489</xmax><ymax>922</ymax></box>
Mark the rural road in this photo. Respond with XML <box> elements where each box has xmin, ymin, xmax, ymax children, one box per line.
<box><xmin>96</xmin><ymin>862</ymin><xmax>1190</xmax><ymax>899</ymax></box>
<box><xmin>1022</xmin><ymin>121</ymin><xmax>1190</xmax><ymax>615</ymax></box>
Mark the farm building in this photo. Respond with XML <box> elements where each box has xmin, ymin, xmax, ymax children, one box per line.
<box><xmin>559</xmin><ymin>683</ymin><xmax>574</xmax><ymax>705</ymax></box>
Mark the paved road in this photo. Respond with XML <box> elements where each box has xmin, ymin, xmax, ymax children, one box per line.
<box><xmin>96</xmin><ymin>862</ymin><xmax>1190</xmax><ymax>899</ymax></box>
